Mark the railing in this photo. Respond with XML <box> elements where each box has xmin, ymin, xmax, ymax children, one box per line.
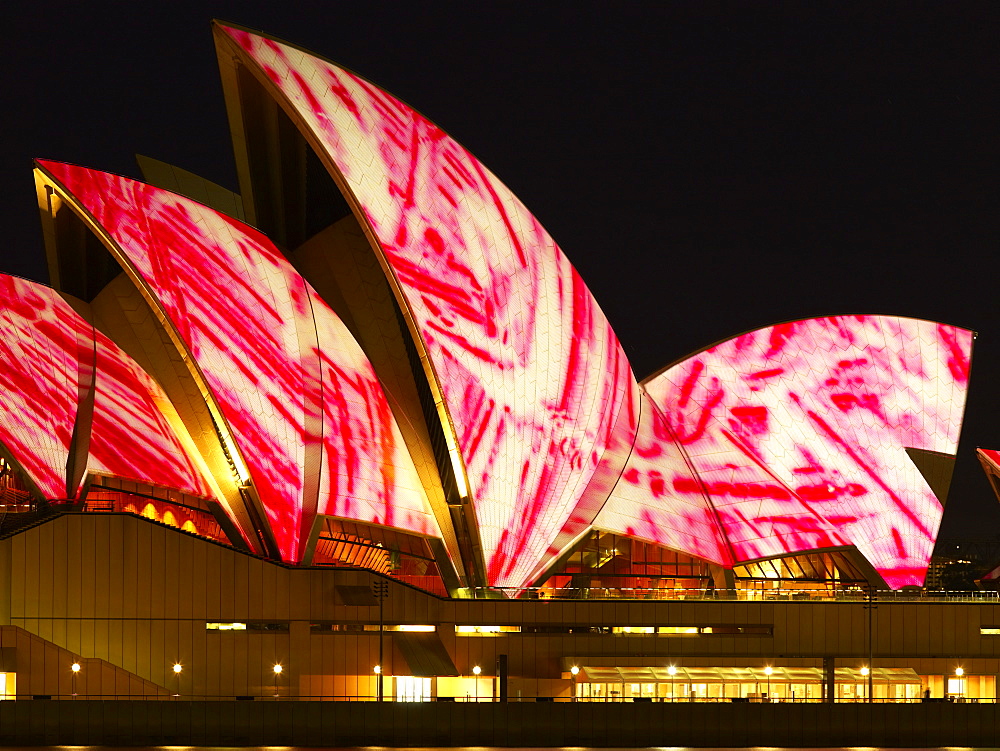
<box><xmin>476</xmin><ymin>586</ymin><xmax>1000</xmax><ymax>603</ymax></box>
<box><xmin>80</xmin><ymin>491</ymin><xmax>229</xmax><ymax>543</ymax></box>
<box><xmin>7</xmin><ymin>693</ymin><xmax>996</xmax><ymax>703</ymax></box>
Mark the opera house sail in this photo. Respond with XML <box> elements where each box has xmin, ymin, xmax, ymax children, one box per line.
<box><xmin>0</xmin><ymin>21</ymin><xmax>974</xmax><ymax>602</ymax></box>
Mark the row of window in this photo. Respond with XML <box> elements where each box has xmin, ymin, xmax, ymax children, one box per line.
<box><xmin>207</xmin><ymin>622</ymin><xmax>771</xmax><ymax>636</ymax></box>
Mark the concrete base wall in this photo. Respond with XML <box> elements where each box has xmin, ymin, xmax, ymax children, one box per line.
<box><xmin>1</xmin><ymin>700</ymin><xmax>1000</xmax><ymax>746</ymax></box>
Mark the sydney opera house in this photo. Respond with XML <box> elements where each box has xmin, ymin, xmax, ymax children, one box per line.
<box><xmin>0</xmin><ymin>22</ymin><xmax>997</xmax><ymax>707</ymax></box>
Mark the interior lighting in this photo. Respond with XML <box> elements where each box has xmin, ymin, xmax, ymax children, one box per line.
<box><xmin>273</xmin><ymin>664</ymin><xmax>283</xmax><ymax>675</ymax></box>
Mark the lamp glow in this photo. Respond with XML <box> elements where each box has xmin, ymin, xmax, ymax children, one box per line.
<box><xmin>273</xmin><ymin>664</ymin><xmax>283</xmax><ymax>675</ymax></box>
<box><xmin>570</xmin><ymin>666</ymin><xmax>579</xmax><ymax>676</ymax></box>
<box><xmin>764</xmin><ymin>666</ymin><xmax>773</xmax><ymax>676</ymax></box>
<box><xmin>472</xmin><ymin>665</ymin><xmax>482</xmax><ymax>676</ymax></box>
<box><xmin>955</xmin><ymin>667</ymin><xmax>965</xmax><ymax>676</ymax></box>
<box><xmin>373</xmin><ymin>665</ymin><xmax>381</xmax><ymax>675</ymax></box>
<box><xmin>860</xmin><ymin>666</ymin><xmax>870</xmax><ymax>676</ymax></box>
<box><xmin>71</xmin><ymin>663</ymin><xmax>81</xmax><ymax>673</ymax></box>
<box><xmin>667</xmin><ymin>665</ymin><xmax>677</xmax><ymax>676</ymax></box>
<box><xmin>172</xmin><ymin>663</ymin><xmax>183</xmax><ymax>674</ymax></box>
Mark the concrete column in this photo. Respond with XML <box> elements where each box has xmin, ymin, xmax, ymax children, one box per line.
<box><xmin>823</xmin><ymin>656</ymin><xmax>836</xmax><ymax>703</ymax></box>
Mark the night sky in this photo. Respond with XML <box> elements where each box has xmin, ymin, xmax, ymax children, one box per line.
<box><xmin>3</xmin><ymin>3</ymin><xmax>998</xmax><ymax>546</ymax></box>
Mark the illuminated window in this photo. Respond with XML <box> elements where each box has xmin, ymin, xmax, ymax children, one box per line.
<box><xmin>657</xmin><ymin>626</ymin><xmax>700</xmax><ymax>635</ymax></box>
<box><xmin>455</xmin><ymin>625</ymin><xmax>521</xmax><ymax>636</ymax></box>
<box><xmin>0</xmin><ymin>672</ymin><xmax>14</xmax><ymax>700</ymax></box>
<box><xmin>310</xmin><ymin>623</ymin><xmax>436</xmax><ymax>633</ymax></box>
<box><xmin>396</xmin><ymin>676</ymin><xmax>432</xmax><ymax>702</ymax></box>
<box><xmin>207</xmin><ymin>622</ymin><xmax>289</xmax><ymax>632</ymax></box>
<box><xmin>613</xmin><ymin>626</ymin><xmax>656</xmax><ymax>635</ymax></box>
<box><xmin>981</xmin><ymin>627</ymin><xmax>1000</xmax><ymax>635</ymax></box>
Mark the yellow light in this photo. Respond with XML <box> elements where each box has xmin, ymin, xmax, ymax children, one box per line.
<box><xmin>472</xmin><ymin>665</ymin><xmax>482</xmax><ymax>675</ymax></box>
<box><xmin>273</xmin><ymin>664</ymin><xmax>283</xmax><ymax>675</ymax></box>
<box><xmin>955</xmin><ymin>667</ymin><xmax>964</xmax><ymax>677</ymax></box>
<box><xmin>764</xmin><ymin>666</ymin><xmax>773</xmax><ymax>676</ymax></box>
<box><xmin>860</xmin><ymin>666</ymin><xmax>870</xmax><ymax>676</ymax></box>
<box><xmin>570</xmin><ymin>666</ymin><xmax>580</xmax><ymax>676</ymax></box>
<box><xmin>70</xmin><ymin>663</ymin><xmax>81</xmax><ymax>673</ymax></box>
<box><xmin>172</xmin><ymin>663</ymin><xmax>183</xmax><ymax>674</ymax></box>
<box><xmin>373</xmin><ymin>665</ymin><xmax>381</xmax><ymax>675</ymax></box>
<box><xmin>667</xmin><ymin>665</ymin><xmax>677</xmax><ymax>676</ymax></box>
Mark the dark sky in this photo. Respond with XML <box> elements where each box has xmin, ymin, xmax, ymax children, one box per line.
<box><xmin>3</xmin><ymin>2</ymin><xmax>999</xmax><ymax>546</ymax></box>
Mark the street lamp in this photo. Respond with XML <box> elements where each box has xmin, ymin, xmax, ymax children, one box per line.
<box><xmin>172</xmin><ymin>663</ymin><xmax>183</xmax><ymax>698</ymax></box>
<box><xmin>764</xmin><ymin>666</ymin><xmax>773</xmax><ymax>701</ymax></box>
<box><xmin>570</xmin><ymin>666</ymin><xmax>579</xmax><ymax>702</ymax></box>
<box><xmin>372</xmin><ymin>580</ymin><xmax>389</xmax><ymax>702</ymax></box>
<box><xmin>860</xmin><ymin>666</ymin><xmax>870</xmax><ymax>703</ymax></box>
<box><xmin>273</xmin><ymin>663</ymin><xmax>283</xmax><ymax>699</ymax></box>
<box><xmin>667</xmin><ymin>665</ymin><xmax>677</xmax><ymax>702</ymax></box>
<box><xmin>71</xmin><ymin>662</ymin><xmax>80</xmax><ymax>699</ymax></box>
<box><xmin>955</xmin><ymin>667</ymin><xmax>965</xmax><ymax>700</ymax></box>
<box><xmin>473</xmin><ymin>665</ymin><xmax>481</xmax><ymax>703</ymax></box>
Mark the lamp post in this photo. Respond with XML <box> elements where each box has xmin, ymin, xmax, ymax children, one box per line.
<box><xmin>473</xmin><ymin>665</ymin><xmax>481</xmax><ymax>703</ymax></box>
<box><xmin>859</xmin><ymin>666</ymin><xmax>870</xmax><ymax>703</ymax></box>
<box><xmin>571</xmin><ymin>665</ymin><xmax>579</xmax><ymax>702</ymax></box>
<box><xmin>172</xmin><ymin>663</ymin><xmax>182</xmax><ymax>698</ymax></box>
<box><xmin>668</xmin><ymin>665</ymin><xmax>677</xmax><ymax>702</ymax></box>
<box><xmin>955</xmin><ymin>667</ymin><xmax>964</xmax><ymax>701</ymax></box>
<box><xmin>273</xmin><ymin>663</ymin><xmax>283</xmax><ymax>699</ymax></box>
<box><xmin>71</xmin><ymin>662</ymin><xmax>80</xmax><ymax>699</ymax></box>
<box><xmin>372</xmin><ymin>580</ymin><xmax>389</xmax><ymax>702</ymax></box>
<box><xmin>764</xmin><ymin>666</ymin><xmax>773</xmax><ymax>701</ymax></box>
<box><xmin>864</xmin><ymin>585</ymin><xmax>877</xmax><ymax>703</ymax></box>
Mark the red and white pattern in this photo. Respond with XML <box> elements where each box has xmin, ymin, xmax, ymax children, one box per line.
<box><xmin>40</xmin><ymin>162</ymin><xmax>439</xmax><ymax>562</ymax></box>
<box><xmin>0</xmin><ymin>275</ymin><xmax>83</xmax><ymax>499</ymax></box>
<box><xmin>0</xmin><ymin>274</ymin><xmax>213</xmax><ymax>500</ymax></box>
<box><xmin>90</xmin><ymin>327</ymin><xmax>215</xmax><ymax>498</ymax></box>
<box><xmin>601</xmin><ymin>316</ymin><xmax>972</xmax><ymax>588</ymax></box>
<box><xmin>222</xmin><ymin>26</ymin><xmax>637</xmax><ymax>587</ymax></box>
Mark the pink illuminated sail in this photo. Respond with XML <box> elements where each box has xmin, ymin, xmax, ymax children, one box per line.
<box><xmin>0</xmin><ymin>274</ymin><xmax>213</xmax><ymax>501</ymax></box>
<box><xmin>221</xmin><ymin>25</ymin><xmax>637</xmax><ymax>587</ymax></box>
<box><xmin>0</xmin><ymin>275</ymin><xmax>83</xmax><ymax>498</ymax></box>
<box><xmin>633</xmin><ymin>316</ymin><xmax>971</xmax><ymax>588</ymax></box>
<box><xmin>89</xmin><ymin>328</ymin><xmax>215</xmax><ymax>498</ymax></box>
<box><xmin>40</xmin><ymin>162</ymin><xmax>440</xmax><ymax>561</ymax></box>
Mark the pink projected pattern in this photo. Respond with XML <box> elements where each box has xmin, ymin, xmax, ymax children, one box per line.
<box><xmin>41</xmin><ymin>162</ymin><xmax>439</xmax><ymax>562</ymax></box>
<box><xmin>0</xmin><ymin>274</ymin><xmax>212</xmax><ymax>501</ymax></box>
<box><xmin>223</xmin><ymin>26</ymin><xmax>636</xmax><ymax>587</ymax></box>
<box><xmin>0</xmin><ymin>275</ymin><xmax>82</xmax><ymax>499</ymax></box>
<box><xmin>90</xmin><ymin>328</ymin><xmax>214</xmax><ymax>498</ymax></box>
<box><xmin>601</xmin><ymin>316</ymin><xmax>971</xmax><ymax>588</ymax></box>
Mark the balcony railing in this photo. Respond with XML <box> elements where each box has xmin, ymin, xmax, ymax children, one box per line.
<box><xmin>474</xmin><ymin>586</ymin><xmax>1000</xmax><ymax>603</ymax></box>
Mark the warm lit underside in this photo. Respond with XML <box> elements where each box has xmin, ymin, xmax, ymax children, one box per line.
<box><xmin>599</xmin><ymin>316</ymin><xmax>972</xmax><ymax>588</ymax></box>
<box><xmin>0</xmin><ymin>273</ymin><xmax>214</xmax><ymax>499</ymax></box>
<box><xmin>39</xmin><ymin>163</ymin><xmax>441</xmax><ymax>562</ymax></box>
<box><xmin>221</xmin><ymin>25</ymin><xmax>637</xmax><ymax>587</ymax></box>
